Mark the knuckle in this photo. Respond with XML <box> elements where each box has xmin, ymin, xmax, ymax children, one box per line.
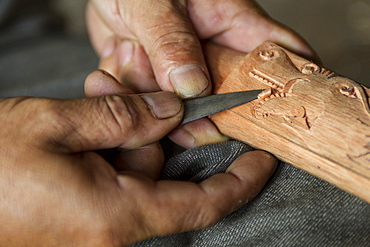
<box><xmin>103</xmin><ymin>95</ymin><xmax>138</xmax><ymax>140</ymax></box>
<box><xmin>144</xmin><ymin>20</ymin><xmax>200</xmax><ymax>63</ymax></box>
<box><xmin>170</xmin><ymin>202</ymin><xmax>223</xmax><ymax>232</ymax></box>
<box><xmin>154</xmin><ymin>29</ymin><xmax>199</xmax><ymax>60</ymax></box>
<box><xmin>0</xmin><ymin>98</ymin><xmax>83</xmax><ymax>152</ymax></box>
<box><xmin>170</xmin><ymin>194</ymin><xmax>225</xmax><ymax>232</ymax></box>
<box><xmin>127</xmin><ymin>1</ymin><xmax>203</xmax><ymax>65</ymax></box>
<box><xmin>27</xmin><ymin>99</ymin><xmax>68</xmax><ymax>135</ymax></box>
<box><xmin>33</xmin><ymin>99</ymin><xmax>84</xmax><ymax>150</ymax></box>
<box><xmin>0</xmin><ymin>97</ymin><xmax>52</xmax><ymax>148</ymax></box>
<box><xmin>190</xmin><ymin>187</ymin><xmax>229</xmax><ymax>229</ymax></box>
<box><xmin>194</xmin><ymin>201</ymin><xmax>224</xmax><ymax>229</ymax></box>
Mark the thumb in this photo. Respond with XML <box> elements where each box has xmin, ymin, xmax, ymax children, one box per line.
<box><xmin>119</xmin><ymin>0</ymin><xmax>211</xmax><ymax>98</ymax></box>
<box><xmin>27</xmin><ymin>92</ymin><xmax>183</xmax><ymax>152</ymax></box>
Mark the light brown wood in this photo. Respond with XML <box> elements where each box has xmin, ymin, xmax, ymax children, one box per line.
<box><xmin>203</xmin><ymin>42</ymin><xmax>370</xmax><ymax>203</ymax></box>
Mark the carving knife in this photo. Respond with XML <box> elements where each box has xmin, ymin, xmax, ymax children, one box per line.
<box><xmin>181</xmin><ymin>89</ymin><xmax>263</xmax><ymax>124</ymax></box>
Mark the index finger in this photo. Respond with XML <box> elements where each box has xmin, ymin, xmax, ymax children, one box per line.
<box><xmin>119</xmin><ymin>0</ymin><xmax>211</xmax><ymax>98</ymax></box>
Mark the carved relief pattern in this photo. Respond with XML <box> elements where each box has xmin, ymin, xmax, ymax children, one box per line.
<box><xmin>222</xmin><ymin>43</ymin><xmax>370</xmax><ymax>171</ymax></box>
<box><xmin>248</xmin><ymin>44</ymin><xmax>370</xmax><ymax>167</ymax></box>
<box><xmin>207</xmin><ymin>41</ymin><xmax>370</xmax><ymax>201</ymax></box>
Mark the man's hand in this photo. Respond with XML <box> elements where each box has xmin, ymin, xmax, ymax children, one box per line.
<box><xmin>86</xmin><ymin>0</ymin><xmax>318</xmax><ymax>148</ymax></box>
<box><xmin>0</xmin><ymin>70</ymin><xmax>276</xmax><ymax>246</ymax></box>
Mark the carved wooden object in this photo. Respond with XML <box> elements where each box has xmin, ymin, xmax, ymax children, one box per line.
<box><xmin>203</xmin><ymin>42</ymin><xmax>370</xmax><ymax>203</ymax></box>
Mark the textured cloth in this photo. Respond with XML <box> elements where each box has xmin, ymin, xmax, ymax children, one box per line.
<box><xmin>134</xmin><ymin>141</ymin><xmax>370</xmax><ymax>247</ymax></box>
<box><xmin>1</xmin><ymin>1</ymin><xmax>369</xmax><ymax>246</ymax></box>
<box><xmin>161</xmin><ymin>141</ymin><xmax>254</xmax><ymax>183</ymax></box>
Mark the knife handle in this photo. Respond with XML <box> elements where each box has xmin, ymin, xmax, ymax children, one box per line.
<box><xmin>202</xmin><ymin>41</ymin><xmax>370</xmax><ymax>203</ymax></box>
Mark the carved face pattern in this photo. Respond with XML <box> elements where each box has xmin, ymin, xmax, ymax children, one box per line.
<box><xmin>248</xmin><ymin>44</ymin><xmax>370</xmax><ymax>164</ymax></box>
<box><xmin>251</xmin><ymin>46</ymin><xmax>370</xmax><ymax>131</ymax></box>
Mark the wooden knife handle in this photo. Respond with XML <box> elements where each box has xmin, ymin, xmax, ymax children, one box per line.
<box><xmin>203</xmin><ymin>41</ymin><xmax>370</xmax><ymax>203</ymax></box>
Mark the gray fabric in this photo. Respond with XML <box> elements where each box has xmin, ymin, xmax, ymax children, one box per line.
<box><xmin>134</xmin><ymin>141</ymin><xmax>370</xmax><ymax>247</ymax></box>
<box><xmin>1</xmin><ymin>1</ymin><xmax>369</xmax><ymax>246</ymax></box>
<box><xmin>162</xmin><ymin>141</ymin><xmax>253</xmax><ymax>183</ymax></box>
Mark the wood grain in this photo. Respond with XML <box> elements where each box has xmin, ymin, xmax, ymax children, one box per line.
<box><xmin>203</xmin><ymin>42</ymin><xmax>370</xmax><ymax>203</ymax></box>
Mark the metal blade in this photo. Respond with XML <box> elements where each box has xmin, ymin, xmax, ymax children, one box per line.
<box><xmin>181</xmin><ymin>89</ymin><xmax>263</xmax><ymax>124</ymax></box>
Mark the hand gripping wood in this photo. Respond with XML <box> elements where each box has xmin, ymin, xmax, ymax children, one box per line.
<box><xmin>203</xmin><ymin>42</ymin><xmax>370</xmax><ymax>203</ymax></box>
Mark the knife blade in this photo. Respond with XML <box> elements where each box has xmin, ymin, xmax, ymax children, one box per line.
<box><xmin>181</xmin><ymin>89</ymin><xmax>263</xmax><ymax>124</ymax></box>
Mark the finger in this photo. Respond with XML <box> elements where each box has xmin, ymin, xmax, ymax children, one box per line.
<box><xmin>85</xmin><ymin>70</ymin><xmax>164</xmax><ymax>180</ymax></box>
<box><xmin>24</xmin><ymin>91</ymin><xmax>183</xmax><ymax>152</ymax></box>
<box><xmin>96</xmin><ymin>36</ymin><xmax>121</xmax><ymax>79</ymax></box>
<box><xmin>114</xmin><ymin>142</ymin><xmax>164</xmax><ymax>180</ymax></box>
<box><xmin>116</xmin><ymin>150</ymin><xmax>277</xmax><ymax>240</ymax></box>
<box><xmin>84</xmin><ymin>70</ymin><xmax>133</xmax><ymax>97</ymax></box>
<box><xmin>117</xmin><ymin>41</ymin><xmax>160</xmax><ymax>93</ymax></box>
<box><xmin>86</xmin><ymin>1</ymin><xmax>115</xmax><ymax>56</ymax></box>
<box><xmin>87</xmin><ymin>1</ymin><xmax>158</xmax><ymax>92</ymax></box>
<box><xmin>95</xmin><ymin>39</ymin><xmax>225</xmax><ymax>149</ymax></box>
<box><xmin>213</xmin><ymin>14</ymin><xmax>319</xmax><ymax>62</ymax></box>
<box><xmin>98</xmin><ymin>38</ymin><xmax>160</xmax><ymax>93</ymax></box>
<box><xmin>86</xmin><ymin>1</ymin><xmax>135</xmax><ymax>56</ymax></box>
<box><xmin>116</xmin><ymin>0</ymin><xmax>211</xmax><ymax>98</ymax></box>
<box><xmin>169</xmin><ymin>118</ymin><xmax>229</xmax><ymax>149</ymax></box>
<box><xmin>188</xmin><ymin>0</ymin><xmax>319</xmax><ymax>61</ymax></box>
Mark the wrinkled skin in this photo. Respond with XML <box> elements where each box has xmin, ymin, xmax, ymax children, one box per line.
<box><xmin>86</xmin><ymin>0</ymin><xmax>318</xmax><ymax>148</ymax></box>
<box><xmin>0</xmin><ymin>70</ymin><xmax>277</xmax><ymax>246</ymax></box>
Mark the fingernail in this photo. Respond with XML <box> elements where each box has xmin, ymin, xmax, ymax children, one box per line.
<box><xmin>169</xmin><ymin>127</ymin><xmax>196</xmax><ymax>148</ymax></box>
<box><xmin>141</xmin><ymin>91</ymin><xmax>182</xmax><ymax>119</ymax></box>
<box><xmin>97</xmin><ymin>69</ymin><xmax>115</xmax><ymax>79</ymax></box>
<box><xmin>168</xmin><ymin>119</ymin><xmax>229</xmax><ymax>149</ymax></box>
<box><xmin>170</xmin><ymin>65</ymin><xmax>209</xmax><ymax>98</ymax></box>
<box><xmin>118</xmin><ymin>40</ymin><xmax>134</xmax><ymax>66</ymax></box>
<box><xmin>101</xmin><ymin>36</ymin><xmax>118</xmax><ymax>58</ymax></box>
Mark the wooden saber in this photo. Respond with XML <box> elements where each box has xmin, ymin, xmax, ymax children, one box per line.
<box><xmin>202</xmin><ymin>41</ymin><xmax>370</xmax><ymax>203</ymax></box>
